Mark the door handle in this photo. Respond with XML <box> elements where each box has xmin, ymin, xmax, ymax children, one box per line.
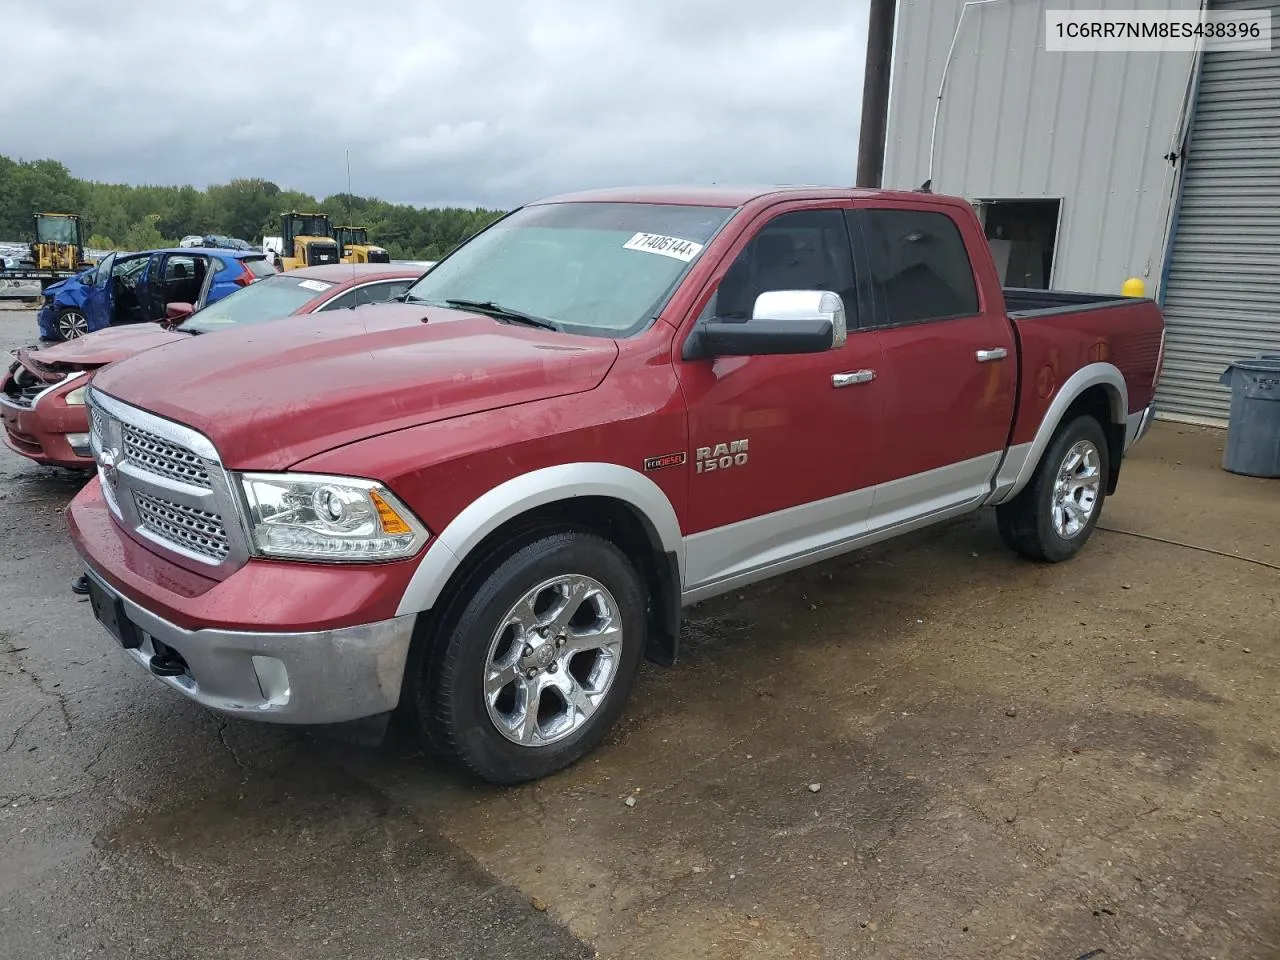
<box><xmin>976</xmin><ymin>348</ymin><xmax>1008</xmax><ymax>362</ymax></box>
<box><xmin>832</xmin><ymin>370</ymin><xmax>876</xmax><ymax>388</ymax></box>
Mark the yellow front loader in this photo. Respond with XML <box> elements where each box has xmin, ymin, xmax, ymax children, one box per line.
<box><xmin>335</xmin><ymin>226</ymin><xmax>391</xmax><ymax>264</ymax></box>
<box><xmin>31</xmin><ymin>213</ymin><xmax>92</xmax><ymax>271</ymax></box>
<box><xmin>278</xmin><ymin>212</ymin><xmax>340</xmax><ymax>270</ymax></box>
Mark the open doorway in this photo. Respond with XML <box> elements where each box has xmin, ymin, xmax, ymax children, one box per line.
<box><xmin>973</xmin><ymin>199</ymin><xmax>1061</xmax><ymax>289</ymax></box>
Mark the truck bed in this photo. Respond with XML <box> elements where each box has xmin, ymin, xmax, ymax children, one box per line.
<box><xmin>1004</xmin><ymin>287</ymin><xmax>1142</xmax><ymax>318</ymax></box>
<box><xmin>1003</xmin><ymin>288</ymin><xmax>1165</xmax><ymax>450</ymax></box>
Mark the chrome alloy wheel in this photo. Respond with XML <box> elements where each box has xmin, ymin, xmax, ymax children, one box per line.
<box><xmin>58</xmin><ymin>310</ymin><xmax>89</xmax><ymax>339</ymax></box>
<box><xmin>483</xmin><ymin>575</ymin><xmax>624</xmax><ymax>747</ymax></box>
<box><xmin>1051</xmin><ymin>439</ymin><xmax>1102</xmax><ymax>539</ymax></box>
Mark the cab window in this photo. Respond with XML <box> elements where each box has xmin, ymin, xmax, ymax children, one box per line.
<box><xmin>700</xmin><ymin>209</ymin><xmax>858</xmax><ymax>322</ymax></box>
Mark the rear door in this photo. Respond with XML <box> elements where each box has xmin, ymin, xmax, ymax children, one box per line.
<box><xmin>136</xmin><ymin>253</ymin><xmax>202</xmax><ymax>319</ymax></box>
<box><xmin>851</xmin><ymin>202</ymin><xmax>1017</xmax><ymax>528</ymax></box>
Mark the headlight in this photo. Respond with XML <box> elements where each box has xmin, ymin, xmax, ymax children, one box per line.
<box><xmin>65</xmin><ymin>385</ymin><xmax>86</xmax><ymax>405</ymax></box>
<box><xmin>237</xmin><ymin>473</ymin><xmax>428</xmax><ymax>562</ymax></box>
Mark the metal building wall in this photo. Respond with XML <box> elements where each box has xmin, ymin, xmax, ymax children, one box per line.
<box><xmin>883</xmin><ymin>0</ymin><xmax>1199</xmax><ymax>295</ymax></box>
<box><xmin>1157</xmin><ymin>0</ymin><xmax>1280</xmax><ymax>421</ymax></box>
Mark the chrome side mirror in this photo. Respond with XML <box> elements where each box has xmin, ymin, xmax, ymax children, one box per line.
<box><xmin>752</xmin><ymin>290</ymin><xmax>847</xmax><ymax>349</ymax></box>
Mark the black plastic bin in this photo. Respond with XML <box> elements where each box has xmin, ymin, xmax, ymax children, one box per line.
<box><xmin>1218</xmin><ymin>358</ymin><xmax>1280</xmax><ymax>478</ymax></box>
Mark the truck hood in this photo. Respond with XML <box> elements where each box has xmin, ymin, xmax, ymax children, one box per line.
<box><xmin>90</xmin><ymin>303</ymin><xmax>620</xmax><ymax>469</ymax></box>
<box><xmin>26</xmin><ymin>324</ymin><xmax>183</xmax><ymax>369</ymax></box>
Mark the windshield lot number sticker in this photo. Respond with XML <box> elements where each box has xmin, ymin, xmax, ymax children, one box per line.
<box><xmin>297</xmin><ymin>280</ymin><xmax>333</xmax><ymax>292</ymax></box>
<box><xmin>623</xmin><ymin>233</ymin><xmax>704</xmax><ymax>262</ymax></box>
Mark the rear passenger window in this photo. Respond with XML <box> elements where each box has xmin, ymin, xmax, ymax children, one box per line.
<box><xmin>860</xmin><ymin>209</ymin><xmax>979</xmax><ymax>325</ymax></box>
<box><xmin>162</xmin><ymin>256</ymin><xmax>200</xmax><ymax>282</ymax></box>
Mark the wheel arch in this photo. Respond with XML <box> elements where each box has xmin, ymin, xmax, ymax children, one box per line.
<box><xmin>395</xmin><ymin>463</ymin><xmax>685</xmax><ymax>665</ymax></box>
<box><xmin>991</xmin><ymin>362</ymin><xmax>1129</xmax><ymax>504</ymax></box>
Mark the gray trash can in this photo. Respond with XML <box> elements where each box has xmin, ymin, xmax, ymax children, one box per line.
<box><xmin>1218</xmin><ymin>358</ymin><xmax>1280</xmax><ymax>478</ymax></box>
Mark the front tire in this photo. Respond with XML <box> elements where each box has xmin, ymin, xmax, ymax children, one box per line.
<box><xmin>404</xmin><ymin>531</ymin><xmax>647</xmax><ymax>784</ymax></box>
<box><xmin>997</xmin><ymin>415</ymin><xmax>1109</xmax><ymax>562</ymax></box>
<box><xmin>56</xmin><ymin>308</ymin><xmax>89</xmax><ymax>340</ymax></box>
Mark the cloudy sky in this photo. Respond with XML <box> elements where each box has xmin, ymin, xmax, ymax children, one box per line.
<box><xmin>1</xmin><ymin>0</ymin><xmax>868</xmax><ymax>209</ymax></box>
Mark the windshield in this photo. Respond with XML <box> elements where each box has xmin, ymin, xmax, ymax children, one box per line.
<box><xmin>178</xmin><ymin>273</ymin><xmax>332</xmax><ymax>333</ymax></box>
<box><xmin>339</xmin><ymin>228</ymin><xmax>367</xmax><ymax>246</ymax></box>
<box><xmin>36</xmin><ymin>217</ymin><xmax>78</xmax><ymax>245</ymax></box>
<box><xmin>287</xmin><ymin>215</ymin><xmax>329</xmax><ymax>238</ymax></box>
<box><xmin>403</xmin><ymin>202</ymin><xmax>733</xmax><ymax>337</ymax></box>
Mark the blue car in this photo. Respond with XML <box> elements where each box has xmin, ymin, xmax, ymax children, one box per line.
<box><xmin>37</xmin><ymin>247</ymin><xmax>277</xmax><ymax>341</ymax></box>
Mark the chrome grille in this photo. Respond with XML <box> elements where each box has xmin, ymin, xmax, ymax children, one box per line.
<box><xmin>133</xmin><ymin>491</ymin><xmax>230</xmax><ymax>561</ymax></box>
<box><xmin>122</xmin><ymin>423</ymin><xmax>212</xmax><ymax>489</ymax></box>
<box><xmin>86</xmin><ymin>388</ymin><xmax>246</xmax><ymax>573</ymax></box>
<box><xmin>90</xmin><ymin>405</ymin><xmax>108</xmax><ymax>440</ymax></box>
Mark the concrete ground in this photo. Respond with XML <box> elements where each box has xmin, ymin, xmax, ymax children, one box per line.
<box><xmin>2</xmin><ymin>309</ymin><xmax>1277</xmax><ymax>959</ymax></box>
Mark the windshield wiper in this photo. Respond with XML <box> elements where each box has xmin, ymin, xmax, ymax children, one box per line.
<box><xmin>443</xmin><ymin>298</ymin><xmax>561</xmax><ymax>331</ymax></box>
<box><xmin>402</xmin><ymin>293</ymin><xmax>434</xmax><ymax>304</ymax></box>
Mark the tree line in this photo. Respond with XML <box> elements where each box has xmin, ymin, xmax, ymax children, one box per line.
<box><xmin>0</xmin><ymin>155</ymin><xmax>506</xmax><ymax>260</ymax></box>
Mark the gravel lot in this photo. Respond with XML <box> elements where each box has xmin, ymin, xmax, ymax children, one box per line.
<box><xmin>1</xmin><ymin>308</ymin><xmax>1277</xmax><ymax>959</ymax></box>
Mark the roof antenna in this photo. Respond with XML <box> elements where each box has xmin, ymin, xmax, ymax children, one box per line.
<box><xmin>346</xmin><ymin>148</ymin><xmax>356</xmax><ymax>287</ymax></box>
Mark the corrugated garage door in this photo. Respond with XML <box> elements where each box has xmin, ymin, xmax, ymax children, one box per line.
<box><xmin>1158</xmin><ymin>0</ymin><xmax>1280</xmax><ymax>422</ymax></box>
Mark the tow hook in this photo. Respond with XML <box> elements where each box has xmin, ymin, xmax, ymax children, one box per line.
<box><xmin>148</xmin><ymin>639</ymin><xmax>188</xmax><ymax>678</ymax></box>
<box><xmin>71</xmin><ymin>574</ymin><xmax>89</xmax><ymax>595</ymax></box>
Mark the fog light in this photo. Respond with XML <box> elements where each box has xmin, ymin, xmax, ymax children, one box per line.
<box><xmin>251</xmin><ymin>655</ymin><xmax>290</xmax><ymax>707</ymax></box>
<box><xmin>66</xmin><ymin>432</ymin><xmax>90</xmax><ymax>454</ymax></box>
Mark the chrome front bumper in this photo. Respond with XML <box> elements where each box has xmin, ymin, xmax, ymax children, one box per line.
<box><xmin>84</xmin><ymin>567</ymin><xmax>416</xmax><ymax>724</ymax></box>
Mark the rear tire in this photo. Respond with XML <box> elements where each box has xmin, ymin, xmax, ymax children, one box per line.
<box><xmin>403</xmin><ymin>531</ymin><xmax>647</xmax><ymax>784</ymax></box>
<box><xmin>996</xmin><ymin>415</ymin><xmax>1109</xmax><ymax>563</ymax></box>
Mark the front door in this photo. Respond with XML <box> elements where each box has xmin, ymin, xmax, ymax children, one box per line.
<box><xmin>676</xmin><ymin>204</ymin><xmax>885</xmax><ymax>591</ymax></box>
<box><xmin>81</xmin><ymin>252</ymin><xmax>116</xmax><ymax>330</ymax></box>
<box><xmin>852</xmin><ymin>202</ymin><xmax>1017</xmax><ymax>529</ymax></box>
<box><xmin>97</xmin><ymin>253</ymin><xmax>152</xmax><ymax>325</ymax></box>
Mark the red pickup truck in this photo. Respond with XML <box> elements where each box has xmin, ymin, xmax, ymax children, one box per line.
<box><xmin>67</xmin><ymin>186</ymin><xmax>1165</xmax><ymax>784</ymax></box>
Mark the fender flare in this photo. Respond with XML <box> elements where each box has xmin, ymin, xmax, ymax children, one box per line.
<box><xmin>394</xmin><ymin>462</ymin><xmax>684</xmax><ymax>617</ymax></box>
<box><xmin>989</xmin><ymin>362</ymin><xmax>1128</xmax><ymax>505</ymax></box>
